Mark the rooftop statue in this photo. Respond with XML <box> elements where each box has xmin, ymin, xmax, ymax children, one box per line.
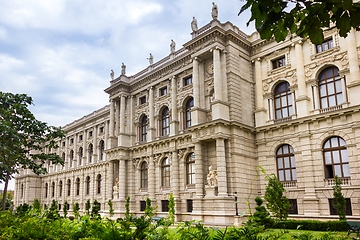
<box><xmin>110</xmin><ymin>70</ymin><xmax>114</xmax><ymax>80</ymax></box>
<box><xmin>211</xmin><ymin>2</ymin><xmax>218</xmax><ymax>20</ymax></box>
<box><xmin>121</xmin><ymin>63</ymin><xmax>126</xmax><ymax>75</ymax></box>
<box><xmin>170</xmin><ymin>39</ymin><xmax>176</xmax><ymax>53</ymax></box>
<box><xmin>147</xmin><ymin>53</ymin><xmax>154</xmax><ymax>65</ymax></box>
<box><xmin>191</xmin><ymin>17</ymin><xmax>198</xmax><ymax>32</ymax></box>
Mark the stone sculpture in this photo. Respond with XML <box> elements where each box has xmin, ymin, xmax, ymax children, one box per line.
<box><xmin>191</xmin><ymin>17</ymin><xmax>198</xmax><ymax>32</ymax></box>
<box><xmin>211</xmin><ymin>2</ymin><xmax>218</xmax><ymax>20</ymax></box>
<box><xmin>206</xmin><ymin>165</ymin><xmax>218</xmax><ymax>187</ymax></box>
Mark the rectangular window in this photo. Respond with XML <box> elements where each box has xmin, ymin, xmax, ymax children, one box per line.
<box><xmin>70</xmin><ymin>138</ymin><xmax>74</xmax><ymax>144</ymax></box>
<box><xmin>140</xmin><ymin>201</ymin><xmax>146</xmax><ymax>211</ymax></box>
<box><xmin>62</xmin><ymin>141</ymin><xmax>65</xmax><ymax>147</ymax></box>
<box><xmin>183</xmin><ymin>76</ymin><xmax>192</xmax><ymax>86</ymax></box>
<box><xmin>99</xmin><ymin>127</ymin><xmax>104</xmax><ymax>133</ymax></box>
<box><xmin>316</xmin><ymin>38</ymin><xmax>333</xmax><ymax>53</ymax></box>
<box><xmin>161</xmin><ymin>200</ymin><xmax>169</xmax><ymax>212</ymax></box>
<box><xmin>79</xmin><ymin>135</ymin><xmax>83</xmax><ymax>141</ymax></box>
<box><xmin>288</xmin><ymin>199</ymin><xmax>298</xmax><ymax>214</ymax></box>
<box><xmin>187</xmin><ymin>199</ymin><xmax>193</xmax><ymax>213</ymax></box>
<box><xmin>89</xmin><ymin>131</ymin><xmax>93</xmax><ymax>137</ymax></box>
<box><xmin>272</xmin><ymin>56</ymin><xmax>286</xmax><ymax>69</ymax></box>
<box><xmin>139</xmin><ymin>96</ymin><xmax>146</xmax><ymax>104</ymax></box>
<box><xmin>159</xmin><ymin>86</ymin><xmax>167</xmax><ymax>96</ymax></box>
<box><xmin>329</xmin><ymin>198</ymin><xmax>352</xmax><ymax>216</ymax></box>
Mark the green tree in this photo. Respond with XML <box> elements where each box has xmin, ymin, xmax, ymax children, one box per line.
<box><xmin>250</xmin><ymin>196</ymin><xmax>274</xmax><ymax>229</ymax></box>
<box><xmin>167</xmin><ymin>193</ymin><xmax>175</xmax><ymax>225</ymax></box>
<box><xmin>264</xmin><ymin>174</ymin><xmax>290</xmax><ymax>220</ymax></box>
<box><xmin>73</xmin><ymin>202</ymin><xmax>80</xmax><ymax>218</ymax></box>
<box><xmin>0</xmin><ymin>92</ymin><xmax>65</xmax><ymax>210</ymax></box>
<box><xmin>91</xmin><ymin>200</ymin><xmax>101</xmax><ymax>219</ymax></box>
<box><xmin>85</xmin><ymin>199</ymin><xmax>91</xmax><ymax>215</ymax></box>
<box><xmin>108</xmin><ymin>199</ymin><xmax>114</xmax><ymax>217</ymax></box>
<box><xmin>239</xmin><ymin>0</ymin><xmax>360</xmax><ymax>44</ymax></box>
<box><xmin>63</xmin><ymin>201</ymin><xmax>69</xmax><ymax>218</ymax></box>
<box><xmin>32</xmin><ymin>198</ymin><xmax>41</xmax><ymax>212</ymax></box>
<box><xmin>333</xmin><ymin>175</ymin><xmax>346</xmax><ymax>221</ymax></box>
<box><xmin>47</xmin><ymin>199</ymin><xmax>60</xmax><ymax>220</ymax></box>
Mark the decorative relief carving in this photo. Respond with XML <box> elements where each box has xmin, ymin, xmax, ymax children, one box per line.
<box><xmin>206</xmin><ymin>60</ymin><xmax>214</xmax><ymax>76</ymax></box>
<box><xmin>305</xmin><ymin>63</ymin><xmax>317</xmax><ymax>78</ymax></box>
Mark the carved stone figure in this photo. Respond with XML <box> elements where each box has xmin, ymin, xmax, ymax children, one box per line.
<box><xmin>121</xmin><ymin>63</ymin><xmax>126</xmax><ymax>75</ymax></box>
<box><xmin>191</xmin><ymin>17</ymin><xmax>198</xmax><ymax>32</ymax></box>
<box><xmin>211</xmin><ymin>2</ymin><xmax>218</xmax><ymax>20</ymax></box>
<box><xmin>206</xmin><ymin>165</ymin><xmax>218</xmax><ymax>187</ymax></box>
<box><xmin>170</xmin><ymin>39</ymin><xmax>176</xmax><ymax>53</ymax></box>
<box><xmin>113</xmin><ymin>177</ymin><xmax>119</xmax><ymax>192</ymax></box>
<box><xmin>147</xmin><ymin>53</ymin><xmax>154</xmax><ymax>65</ymax></box>
<box><xmin>110</xmin><ymin>70</ymin><xmax>114</xmax><ymax>80</ymax></box>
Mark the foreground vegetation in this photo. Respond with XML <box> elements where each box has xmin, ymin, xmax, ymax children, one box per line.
<box><xmin>0</xmin><ymin>197</ymin><xmax>356</xmax><ymax>240</ymax></box>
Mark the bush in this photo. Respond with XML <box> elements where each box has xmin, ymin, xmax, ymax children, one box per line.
<box><xmin>273</xmin><ymin>219</ymin><xmax>348</xmax><ymax>231</ymax></box>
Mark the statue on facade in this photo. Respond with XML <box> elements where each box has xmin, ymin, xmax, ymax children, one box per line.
<box><xmin>206</xmin><ymin>165</ymin><xmax>218</xmax><ymax>187</ymax></box>
<box><xmin>113</xmin><ymin>177</ymin><xmax>119</xmax><ymax>192</ymax></box>
<box><xmin>110</xmin><ymin>69</ymin><xmax>114</xmax><ymax>80</ymax></box>
<box><xmin>121</xmin><ymin>63</ymin><xmax>126</xmax><ymax>75</ymax></box>
<box><xmin>170</xmin><ymin>39</ymin><xmax>176</xmax><ymax>53</ymax></box>
<box><xmin>147</xmin><ymin>53</ymin><xmax>154</xmax><ymax>65</ymax></box>
<box><xmin>191</xmin><ymin>17</ymin><xmax>198</xmax><ymax>32</ymax></box>
<box><xmin>211</xmin><ymin>2</ymin><xmax>218</xmax><ymax>20</ymax></box>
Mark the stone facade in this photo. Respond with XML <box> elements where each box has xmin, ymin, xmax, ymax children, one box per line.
<box><xmin>15</xmin><ymin>17</ymin><xmax>360</xmax><ymax>224</ymax></box>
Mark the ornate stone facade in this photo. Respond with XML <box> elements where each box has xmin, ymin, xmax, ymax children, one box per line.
<box><xmin>15</xmin><ymin>18</ymin><xmax>360</xmax><ymax>224</ymax></box>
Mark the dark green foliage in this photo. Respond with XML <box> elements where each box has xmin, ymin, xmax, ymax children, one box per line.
<box><xmin>176</xmin><ymin>220</ymin><xmax>211</xmax><ymax>240</ymax></box>
<box><xmin>273</xmin><ymin>219</ymin><xmax>348</xmax><ymax>231</ymax></box>
<box><xmin>63</xmin><ymin>200</ymin><xmax>68</xmax><ymax>218</ymax></box>
<box><xmin>91</xmin><ymin>199</ymin><xmax>101</xmax><ymax>219</ymax></box>
<box><xmin>46</xmin><ymin>199</ymin><xmax>60</xmax><ymax>220</ymax></box>
<box><xmin>264</xmin><ymin>174</ymin><xmax>290</xmax><ymax>220</ymax></box>
<box><xmin>0</xmin><ymin>92</ymin><xmax>65</xmax><ymax>210</ymax></box>
<box><xmin>85</xmin><ymin>199</ymin><xmax>91</xmax><ymax>215</ymax></box>
<box><xmin>73</xmin><ymin>202</ymin><xmax>80</xmax><ymax>219</ymax></box>
<box><xmin>239</xmin><ymin>0</ymin><xmax>360</xmax><ymax>44</ymax></box>
<box><xmin>32</xmin><ymin>198</ymin><xmax>41</xmax><ymax>212</ymax></box>
<box><xmin>125</xmin><ymin>195</ymin><xmax>131</xmax><ymax>219</ymax></box>
<box><xmin>15</xmin><ymin>203</ymin><xmax>31</xmax><ymax>216</ymax></box>
<box><xmin>249</xmin><ymin>196</ymin><xmax>274</xmax><ymax>229</ymax></box>
<box><xmin>333</xmin><ymin>175</ymin><xmax>346</xmax><ymax>221</ymax></box>
<box><xmin>108</xmin><ymin>199</ymin><xmax>114</xmax><ymax>217</ymax></box>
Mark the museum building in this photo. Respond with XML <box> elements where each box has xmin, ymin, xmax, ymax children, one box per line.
<box><xmin>14</xmin><ymin>13</ymin><xmax>360</xmax><ymax>224</ymax></box>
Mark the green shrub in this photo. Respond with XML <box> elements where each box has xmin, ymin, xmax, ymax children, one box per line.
<box><xmin>273</xmin><ymin>219</ymin><xmax>348</xmax><ymax>231</ymax></box>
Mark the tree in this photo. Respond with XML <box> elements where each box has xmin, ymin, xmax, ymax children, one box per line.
<box><xmin>239</xmin><ymin>0</ymin><xmax>360</xmax><ymax>44</ymax></box>
<box><xmin>91</xmin><ymin>200</ymin><xmax>101</xmax><ymax>219</ymax></box>
<box><xmin>0</xmin><ymin>92</ymin><xmax>65</xmax><ymax>210</ymax></box>
<box><xmin>63</xmin><ymin>201</ymin><xmax>69</xmax><ymax>218</ymax></box>
<box><xmin>85</xmin><ymin>199</ymin><xmax>91</xmax><ymax>215</ymax></box>
<box><xmin>167</xmin><ymin>193</ymin><xmax>175</xmax><ymax>225</ymax></box>
<box><xmin>333</xmin><ymin>175</ymin><xmax>346</xmax><ymax>221</ymax></box>
<box><xmin>73</xmin><ymin>202</ymin><xmax>80</xmax><ymax>218</ymax></box>
<box><xmin>264</xmin><ymin>174</ymin><xmax>290</xmax><ymax>220</ymax></box>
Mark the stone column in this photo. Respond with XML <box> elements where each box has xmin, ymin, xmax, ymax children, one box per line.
<box><xmin>346</xmin><ymin>29</ymin><xmax>360</xmax><ymax>105</ymax></box>
<box><xmin>129</xmin><ymin>96</ymin><xmax>135</xmax><ymax>142</ymax></box>
<box><xmin>193</xmin><ymin>58</ymin><xmax>200</xmax><ymax>108</ymax></box>
<box><xmin>216</xmin><ymin>138</ymin><xmax>228</xmax><ymax>196</ymax></box>
<box><xmin>119</xmin><ymin>159</ymin><xmax>126</xmax><ymax>200</ymax></box>
<box><xmin>107</xmin><ymin>161</ymin><xmax>114</xmax><ymax>200</ymax></box>
<box><xmin>254</xmin><ymin>58</ymin><xmax>267</xmax><ymax>126</ymax></box>
<box><xmin>170</xmin><ymin>76</ymin><xmax>178</xmax><ymax>136</ymax></box>
<box><xmin>115</xmin><ymin>99</ymin><xmax>120</xmax><ymax>136</ymax></box>
<box><xmin>82</xmin><ymin>130</ymin><xmax>86</xmax><ymax>166</ymax></box>
<box><xmin>194</xmin><ymin>142</ymin><xmax>204</xmax><ymax>197</ymax></box>
<box><xmin>148</xmin><ymin>87</ymin><xmax>155</xmax><ymax>141</ymax></box>
<box><xmin>312</xmin><ymin>85</ymin><xmax>320</xmax><ymax>110</ymax></box>
<box><xmin>294</xmin><ymin>41</ymin><xmax>309</xmax><ymax>117</ymax></box>
<box><xmin>93</xmin><ymin>125</ymin><xmax>98</xmax><ymax>162</ymax></box>
<box><xmin>212</xmin><ymin>47</ymin><xmax>229</xmax><ymax>120</ymax></box>
<box><xmin>268</xmin><ymin>98</ymin><xmax>274</xmax><ymax>120</ymax></box>
<box><xmin>148</xmin><ymin>155</ymin><xmax>156</xmax><ymax>200</ymax></box>
<box><xmin>120</xmin><ymin>95</ymin><xmax>126</xmax><ymax>134</ymax></box>
<box><xmin>171</xmin><ymin>150</ymin><xmax>180</xmax><ymax>198</ymax></box>
<box><xmin>109</xmin><ymin>100</ymin><xmax>115</xmax><ymax>137</ymax></box>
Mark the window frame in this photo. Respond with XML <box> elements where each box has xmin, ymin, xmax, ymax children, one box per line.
<box><xmin>183</xmin><ymin>76</ymin><xmax>193</xmax><ymax>86</ymax></box>
<box><xmin>323</xmin><ymin>136</ymin><xmax>350</xmax><ymax>179</ymax></box>
<box><xmin>276</xmin><ymin>144</ymin><xmax>297</xmax><ymax>182</ymax></box>
<box><xmin>139</xmin><ymin>96</ymin><xmax>146</xmax><ymax>105</ymax></box>
<box><xmin>186</xmin><ymin>153</ymin><xmax>195</xmax><ymax>185</ymax></box>
<box><xmin>274</xmin><ymin>82</ymin><xmax>293</xmax><ymax>119</ymax></box>
<box><xmin>161</xmin><ymin>158</ymin><xmax>171</xmax><ymax>187</ymax></box>
<box><xmin>76</xmin><ymin>177</ymin><xmax>80</xmax><ymax>196</ymax></box>
<box><xmin>316</xmin><ymin>38</ymin><xmax>334</xmax><ymax>53</ymax></box>
<box><xmin>59</xmin><ymin>180</ymin><xmax>63</xmax><ymax>197</ymax></box>
<box><xmin>271</xmin><ymin>56</ymin><xmax>286</xmax><ymax>69</ymax></box>
<box><xmin>85</xmin><ymin>176</ymin><xmax>90</xmax><ymax>195</ymax></box>
<box><xmin>318</xmin><ymin>67</ymin><xmax>343</xmax><ymax>109</ymax></box>
<box><xmin>184</xmin><ymin>98</ymin><xmax>194</xmax><ymax>129</ymax></box>
<box><xmin>140</xmin><ymin>115</ymin><xmax>148</xmax><ymax>142</ymax></box>
<box><xmin>159</xmin><ymin>86</ymin><xmax>168</xmax><ymax>96</ymax></box>
<box><xmin>96</xmin><ymin>174</ymin><xmax>102</xmax><ymax>194</ymax></box>
<box><xmin>161</xmin><ymin>107</ymin><xmax>170</xmax><ymax>136</ymax></box>
<box><xmin>140</xmin><ymin>162</ymin><xmax>148</xmax><ymax>189</ymax></box>
<box><xmin>329</xmin><ymin>198</ymin><xmax>352</xmax><ymax>216</ymax></box>
<box><xmin>67</xmin><ymin>179</ymin><xmax>71</xmax><ymax>196</ymax></box>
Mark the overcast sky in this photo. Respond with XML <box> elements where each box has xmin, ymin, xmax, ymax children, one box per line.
<box><xmin>0</xmin><ymin>0</ymin><xmax>255</xmax><ymax>191</ymax></box>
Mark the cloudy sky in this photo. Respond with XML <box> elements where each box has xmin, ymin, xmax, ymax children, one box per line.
<box><xmin>0</xmin><ymin>0</ymin><xmax>255</xmax><ymax>190</ymax></box>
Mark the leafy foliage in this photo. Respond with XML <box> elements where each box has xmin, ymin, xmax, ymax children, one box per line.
<box><xmin>85</xmin><ymin>199</ymin><xmax>91</xmax><ymax>215</ymax></box>
<box><xmin>91</xmin><ymin>199</ymin><xmax>101</xmax><ymax>219</ymax></box>
<box><xmin>239</xmin><ymin>0</ymin><xmax>360</xmax><ymax>44</ymax></box>
<box><xmin>108</xmin><ymin>199</ymin><xmax>114</xmax><ymax>217</ymax></box>
<box><xmin>167</xmin><ymin>193</ymin><xmax>175</xmax><ymax>225</ymax></box>
<box><xmin>333</xmin><ymin>175</ymin><xmax>346</xmax><ymax>221</ymax></box>
<box><xmin>73</xmin><ymin>202</ymin><xmax>80</xmax><ymax>219</ymax></box>
<box><xmin>248</xmin><ymin>196</ymin><xmax>274</xmax><ymax>229</ymax></box>
<box><xmin>63</xmin><ymin>200</ymin><xmax>69</xmax><ymax>218</ymax></box>
<box><xmin>264</xmin><ymin>174</ymin><xmax>290</xmax><ymax>220</ymax></box>
<box><xmin>0</xmin><ymin>92</ymin><xmax>65</xmax><ymax>210</ymax></box>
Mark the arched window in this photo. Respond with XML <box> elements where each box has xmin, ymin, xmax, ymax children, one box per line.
<box><xmin>186</xmin><ymin>153</ymin><xmax>195</xmax><ymax>185</ymax></box>
<box><xmin>59</xmin><ymin>180</ymin><xmax>63</xmax><ymax>197</ymax></box>
<box><xmin>97</xmin><ymin>174</ymin><xmax>102</xmax><ymax>194</ymax></box>
<box><xmin>276</xmin><ymin>144</ymin><xmax>297</xmax><ymax>182</ymax></box>
<box><xmin>323</xmin><ymin>136</ymin><xmax>350</xmax><ymax>179</ymax></box>
<box><xmin>76</xmin><ymin>178</ymin><xmax>80</xmax><ymax>196</ymax></box>
<box><xmin>45</xmin><ymin>183</ymin><xmax>48</xmax><ymax>198</ymax></box>
<box><xmin>99</xmin><ymin>140</ymin><xmax>105</xmax><ymax>161</ymax></box>
<box><xmin>140</xmin><ymin>115</ymin><xmax>148</xmax><ymax>142</ymax></box>
<box><xmin>319</xmin><ymin>67</ymin><xmax>343</xmax><ymax>109</ymax></box>
<box><xmin>78</xmin><ymin>147</ymin><xmax>83</xmax><ymax>166</ymax></box>
<box><xmin>88</xmin><ymin>144</ymin><xmax>93</xmax><ymax>163</ymax></box>
<box><xmin>161</xmin><ymin>158</ymin><xmax>171</xmax><ymax>187</ymax></box>
<box><xmin>67</xmin><ymin>179</ymin><xmax>71</xmax><ymax>196</ymax></box>
<box><xmin>161</xmin><ymin>107</ymin><xmax>170</xmax><ymax>136</ymax></box>
<box><xmin>69</xmin><ymin>150</ymin><xmax>74</xmax><ymax>168</ymax></box>
<box><xmin>184</xmin><ymin>97</ymin><xmax>194</xmax><ymax>128</ymax></box>
<box><xmin>274</xmin><ymin>82</ymin><xmax>293</xmax><ymax>119</ymax></box>
<box><xmin>140</xmin><ymin>162</ymin><xmax>148</xmax><ymax>189</ymax></box>
<box><xmin>51</xmin><ymin>182</ymin><xmax>55</xmax><ymax>197</ymax></box>
<box><xmin>85</xmin><ymin>176</ymin><xmax>90</xmax><ymax>195</ymax></box>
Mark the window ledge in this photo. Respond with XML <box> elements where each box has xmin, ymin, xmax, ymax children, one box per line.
<box><xmin>283</xmin><ymin>181</ymin><xmax>297</xmax><ymax>188</ymax></box>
